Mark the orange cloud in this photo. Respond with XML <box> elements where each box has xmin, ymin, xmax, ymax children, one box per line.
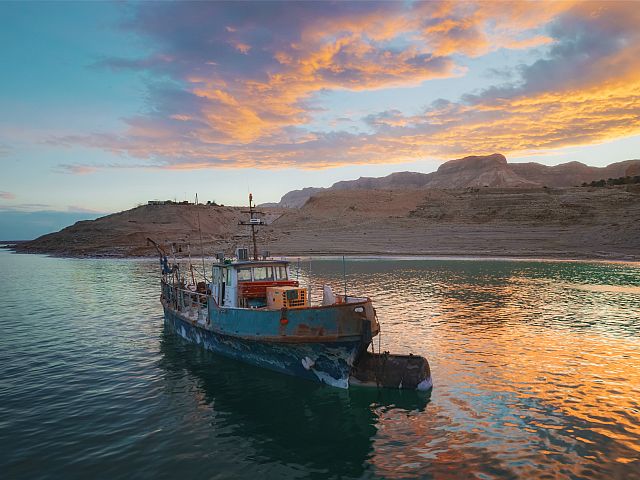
<box><xmin>119</xmin><ymin>1</ymin><xmax>574</xmax><ymax>148</ymax></box>
<box><xmin>60</xmin><ymin>1</ymin><xmax>640</xmax><ymax>171</ymax></box>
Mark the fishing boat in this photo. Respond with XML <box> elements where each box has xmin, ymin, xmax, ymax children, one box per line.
<box><xmin>150</xmin><ymin>195</ymin><xmax>432</xmax><ymax>390</ymax></box>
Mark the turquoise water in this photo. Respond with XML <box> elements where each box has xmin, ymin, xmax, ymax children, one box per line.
<box><xmin>1</xmin><ymin>251</ymin><xmax>639</xmax><ymax>479</ymax></box>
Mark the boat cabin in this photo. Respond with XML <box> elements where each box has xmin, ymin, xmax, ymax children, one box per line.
<box><xmin>210</xmin><ymin>260</ymin><xmax>306</xmax><ymax>309</ymax></box>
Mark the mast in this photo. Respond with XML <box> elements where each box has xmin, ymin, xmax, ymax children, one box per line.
<box><xmin>249</xmin><ymin>194</ymin><xmax>258</xmax><ymax>260</ymax></box>
<box><xmin>239</xmin><ymin>193</ymin><xmax>265</xmax><ymax>260</ymax></box>
<box><xmin>196</xmin><ymin>193</ymin><xmax>207</xmax><ymax>280</ymax></box>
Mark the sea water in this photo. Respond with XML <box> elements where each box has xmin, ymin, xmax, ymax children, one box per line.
<box><xmin>1</xmin><ymin>250</ymin><xmax>639</xmax><ymax>479</ymax></box>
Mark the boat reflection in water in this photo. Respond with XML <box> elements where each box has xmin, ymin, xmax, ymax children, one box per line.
<box><xmin>158</xmin><ymin>329</ymin><xmax>431</xmax><ymax>478</ymax></box>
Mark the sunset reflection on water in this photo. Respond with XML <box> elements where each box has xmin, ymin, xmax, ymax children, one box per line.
<box><xmin>3</xmin><ymin>254</ymin><xmax>638</xmax><ymax>479</ymax></box>
<box><xmin>304</xmin><ymin>259</ymin><xmax>640</xmax><ymax>478</ymax></box>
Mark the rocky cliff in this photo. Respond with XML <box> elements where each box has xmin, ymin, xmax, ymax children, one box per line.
<box><xmin>265</xmin><ymin>154</ymin><xmax>640</xmax><ymax>208</ymax></box>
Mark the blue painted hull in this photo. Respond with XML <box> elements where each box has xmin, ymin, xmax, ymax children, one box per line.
<box><xmin>163</xmin><ymin>306</ymin><xmax>363</xmax><ymax>388</ymax></box>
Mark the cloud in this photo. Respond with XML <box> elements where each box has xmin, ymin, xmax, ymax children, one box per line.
<box><xmin>67</xmin><ymin>205</ymin><xmax>105</xmax><ymax>214</ymax></box>
<box><xmin>0</xmin><ymin>203</ymin><xmax>108</xmax><ymax>214</ymax></box>
<box><xmin>58</xmin><ymin>1</ymin><xmax>640</xmax><ymax>169</ymax></box>
<box><xmin>0</xmin><ymin>209</ymin><xmax>105</xmax><ymax>240</ymax></box>
<box><xmin>0</xmin><ymin>191</ymin><xmax>16</xmax><ymax>200</ymax></box>
<box><xmin>0</xmin><ymin>203</ymin><xmax>52</xmax><ymax>212</ymax></box>
<box><xmin>0</xmin><ymin>143</ymin><xmax>11</xmax><ymax>157</ymax></box>
<box><xmin>53</xmin><ymin>161</ymin><xmax>150</xmax><ymax>174</ymax></box>
<box><xmin>56</xmin><ymin>164</ymin><xmax>99</xmax><ymax>175</ymax></box>
<box><xmin>363</xmin><ymin>1</ymin><xmax>640</xmax><ymax>158</ymax></box>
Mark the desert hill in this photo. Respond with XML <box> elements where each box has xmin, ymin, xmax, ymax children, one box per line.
<box><xmin>331</xmin><ymin>171</ymin><xmax>436</xmax><ymax>191</ymax></box>
<box><xmin>511</xmin><ymin>160</ymin><xmax>640</xmax><ymax>188</ymax></box>
<box><xmin>260</xmin><ymin>187</ymin><xmax>326</xmax><ymax>209</ymax></box>
<box><xmin>425</xmin><ymin>154</ymin><xmax>535</xmax><ymax>188</ymax></box>
<box><xmin>265</xmin><ymin>154</ymin><xmax>640</xmax><ymax>207</ymax></box>
<box><xmin>14</xmin><ymin>184</ymin><xmax>640</xmax><ymax>260</ymax></box>
<box><xmin>266</xmin><ymin>186</ymin><xmax>640</xmax><ymax>259</ymax></box>
<box><xmin>14</xmin><ymin>204</ymin><xmax>285</xmax><ymax>257</ymax></box>
<box><xmin>13</xmin><ymin>152</ymin><xmax>640</xmax><ymax>260</ymax></box>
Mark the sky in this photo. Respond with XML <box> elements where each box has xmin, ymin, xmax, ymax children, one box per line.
<box><xmin>1</xmin><ymin>1</ymin><xmax>640</xmax><ymax>239</ymax></box>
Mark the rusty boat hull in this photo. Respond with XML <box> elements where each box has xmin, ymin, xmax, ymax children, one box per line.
<box><xmin>163</xmin><ymin>304</ymin><xmax>365</xmax><ymax>388</ymax></box>
<box><xmin>161</xmin><ymin>281</ymin><xmax>377</xmax><ymax>388</ymax></box>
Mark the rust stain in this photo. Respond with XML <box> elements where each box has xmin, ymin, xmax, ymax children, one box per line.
<box><xmin>295</xmin><ymin>324</ymin><xmax>311</xmax><ymax>335</ymax></box>
<box><xmin>294</xmin><ymin>323</ymin><xmax>327</xmax><ymax>337</ymax></box>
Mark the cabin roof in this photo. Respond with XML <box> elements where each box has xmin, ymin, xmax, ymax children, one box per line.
<box><xmin>213</xmin><ymin>259</ymin><xmax>290</xmax><ymax>269</ymax></box>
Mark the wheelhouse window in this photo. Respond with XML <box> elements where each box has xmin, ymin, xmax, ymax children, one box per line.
<box><xmin>275</xmin><ymin>265</ymin><xmax>288</xmax><ymax>280</ymax></box>
<box><xmin>252</xmin><ymin>266</ymin><xmax>274</xmax><ymax>281</ymax></box>
<box><xmin>237</xmin><ymin>268</ymin><xmax>252</xmax><ymax>281</ymax></box>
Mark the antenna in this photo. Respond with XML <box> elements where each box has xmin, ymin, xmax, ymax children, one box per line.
<box><xmin>196</xmin><ymin>197</ymin><xmax>207</xmax><ymax>281</ymax></box>
<box><xmin>238</xmin><ymin>193</ymin><xmax>265</xmax><ymax>260</ymax></box>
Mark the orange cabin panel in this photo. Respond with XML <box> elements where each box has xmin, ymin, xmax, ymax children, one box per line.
<box><xmin>238</xmin><ymin>280</ymin><xmax>299</xmax><ymax>299</ymax></box>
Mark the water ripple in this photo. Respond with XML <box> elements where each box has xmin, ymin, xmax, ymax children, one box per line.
<box><xmin>1</xmin><ymin>253</ymin><xmax>639</xmax><ymax>479</ymax></box>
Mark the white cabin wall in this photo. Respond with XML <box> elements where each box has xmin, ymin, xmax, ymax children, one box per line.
<box><xmin>210</xmin><ymin>266</ymin><xmax>220</xmax><ymax>303</ymax></box>
<box><xmin>225</xmin><ymin>269</ymin><xmax>237</xmax><ymax>307</ymax></box>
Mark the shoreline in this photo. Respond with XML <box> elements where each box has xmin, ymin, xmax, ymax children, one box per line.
<box><xmin>3</xmin><ymin>246</ymin><xmax>639</xmax><ymax>265</ymax></box>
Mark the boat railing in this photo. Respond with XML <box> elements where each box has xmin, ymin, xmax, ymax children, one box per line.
<box><xmin>161</xmin><ymin>279</ymin><xmax>370</xmax><ymax>313</ymax></box>
<box><xmin>162</xmin><ymin>282</ymin><xmax>209</xmax><ymax>323</ymax></box>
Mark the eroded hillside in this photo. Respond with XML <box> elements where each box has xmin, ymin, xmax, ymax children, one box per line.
<box><xmin>13</xmin><ymin>186</ymin><xmax>640</xmax><ymax>260</ymax></box>
<box><xmin>266</xmin><ymin>187</ymin><xmax>640</xmax><ymax>259</ymax></box>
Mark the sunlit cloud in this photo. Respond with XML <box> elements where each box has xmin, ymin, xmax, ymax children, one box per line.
<box><xmin>59</xmin><ymin>1</ymin><xmax>640</xmax><ymax>170</ymax></box>
<box><xmin>0</xmin><ymin>191</ymin><xmax>16</xmax><ymax>200</ymax></box>
<box><xmin>53</xmin><ymin>160</ymin><xmax>156</xmax><ymax>175</ymax></box>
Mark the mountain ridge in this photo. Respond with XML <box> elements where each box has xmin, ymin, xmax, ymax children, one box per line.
<box><xmin>262</xmin><ymin>154</ymin><xmax>640</xmax><ymax>208</ymax></box>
